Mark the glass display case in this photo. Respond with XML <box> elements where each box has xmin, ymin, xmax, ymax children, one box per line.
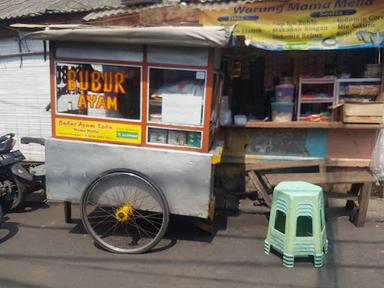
<box><xmin>51</xmin><ymin>43</ymin><xmax>222</xmax><ymax>152</ymax></box>
<box><xmin>148</xmin><ymin>68</ymin><xmax>206</xmax><ymax>125</ymax></box>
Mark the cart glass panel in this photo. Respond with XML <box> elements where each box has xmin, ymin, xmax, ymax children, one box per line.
<box><xmin>209</xmin><ymin>73</ymin><xmax>223</xmax><ymax>147</ymax></box>
<box><xmin>148</xmin><ymin>68</ymin><xmax>206</xmax><ymax>126</ymax></box>
<box><xmin>55</xmin><ymin>62</ymin><xmax>141</xmax><ymax>120</ymax></box>
<box><xmin>147</xmin><ymin>127</ymin><xmax>202</xmax><ymax>148</ymax></box>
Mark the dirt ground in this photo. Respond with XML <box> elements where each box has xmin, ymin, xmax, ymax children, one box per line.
<box><xmin>0</xmin><ymin>197</ymin><xmax>383</xmax><ymax>288</ymax></box>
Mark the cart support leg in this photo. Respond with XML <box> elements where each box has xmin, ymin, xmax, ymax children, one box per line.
<box><xmin>64</xmin><ymin>201</ymin><xmax>72</xmax><ymax>223</ymax></box>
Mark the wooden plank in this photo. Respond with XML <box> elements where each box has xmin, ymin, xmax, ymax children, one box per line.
<box><xmin>343</xmin><ymin>103</ymin><xmax>384</xmax><ymax>124</ymax></box>
<box><xmin>355</xmin><ymin>182</ymin><xmax>372</xmax><ymax>227</ymax></box>
<box><xmin>343</xmin><ymin>116</ymin><xmax>383</xmax><ymax>124</ymax></box>
<box><xmin>239</xmin><ymin>199</ymin><xmax>270</xmax><ymax>214</ymax></box>
<box><xmin>327</xmin><ymin>158</ymin><xmax>371</xmax><ymax>167</ymax></box>
<box><xmin>248</xmin><ymin>170</ymin><xmax>272</xmax><ymax>207</ymax></box>
<box><xmin>245</xmin><ymin>159</ymin><xmax>325</xmax><ymax>171</ymax></box>
<box><xmin>260</xmin><ymin>173</ymin><xmax>273</xmax><ymax>192</ymax></box>
<box><xmin>327</xmin><ymin>129</ymin><xmax>378</xmax><ymax>160</ymax></box>
<box><xmin>224</xmin><ymin>156</ymin><xmax>370</xmax><ymax>168</ymax></box>
<box><xmin>326</xmin><ymin>192</ymin><xmax>358</xmax><ymax>201</ymax></box>
<box><xmin>264</xmin><ymin>171</ymin><xmax>374</xmax><ymax>186</ymax></box>
<box><xmin>343</xmin><ymin>102</ymin><xmax>384</xmax><ymax>117</ymax></box>
<box><xmin>319</xmin><ymin>161</ymin><xmax>327</xmax><ymax>174</ymax></box>
<box><xmin>223</xmin><ymin>121</ymin><xmax>383</xmax><ymax>129</ymax></box>
<box><xmin>222</xmin><ymin>154</ymin><xmax>323</xmax><ymax>165</ymax></box>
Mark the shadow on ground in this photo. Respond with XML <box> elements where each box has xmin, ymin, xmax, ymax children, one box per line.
<box><xmin>0</xmin><ymin>194</ymin><xmax>49</xmax><ymax>244</ymax></box>
<box><xmin>66</xmin><ymin>207</ymin><xmax>238</xmax><ymax>253</ymax></box>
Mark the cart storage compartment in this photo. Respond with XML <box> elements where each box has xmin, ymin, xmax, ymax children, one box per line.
<box><xmin>45</xmin><ymin>138</ymin><xmax>214</xmax><ymax>218</ymax></box>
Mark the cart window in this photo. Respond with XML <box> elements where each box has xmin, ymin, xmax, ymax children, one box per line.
<box><xmin>209</xmin><ymin>73</ymin><xmax>223</xmax><ymax>147</ymax></box>
<box><xmin>148</xmin><ymin>68</ymin><xmax>206</xmax><ymax>126</ymax></box>
<box><xmin>147</xmin><ymin>127</ymin><xmax>201</xmax><ymax>148</ymax></box>
<box><xmin>55</xmin><ymin>62</ymin><xmax>141</xmax><ymax>120</ymax></box>
<box><xmin>211</xmin><ymin>73</ymin><xmax>222</xmax><ymax>124</ymax></box>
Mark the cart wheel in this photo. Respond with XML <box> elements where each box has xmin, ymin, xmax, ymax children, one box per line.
<box><xmin>81</xmin><ymin>169</ymin><xmax>169</xmax><ymax>254</ymax></box>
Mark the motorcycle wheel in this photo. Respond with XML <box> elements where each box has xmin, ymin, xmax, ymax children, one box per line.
<box><xmin>10</xmin><ymin>178</ymin><xmax>26</xmax><ymax>210</ymax></box>
<box><xmin>0</xmin><ymin>203</ymin><xmax>3</xmax><ymax>228</ymax></box>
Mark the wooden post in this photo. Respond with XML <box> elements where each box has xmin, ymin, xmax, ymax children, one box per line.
<box><xmin>248</xmin><ymin>171</ymin><xmax>272</xmax><ymax>207</ymax></box>
<box><xmin>355</xmin><ymin>182</ymin><xmax>372</xmax><ymax>227</ymax></box>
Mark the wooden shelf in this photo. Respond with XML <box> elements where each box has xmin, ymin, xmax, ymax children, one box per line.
<box><xmin>337</xmin><ymin>78</ymin><xmax>381</xmax><ymax>83</ymax></box>
<box><xmin>222</xmin><ymin>121</ymin><xmax>383</xmax><ymax>129</ymax></box>
<box><xmin>300</xmin><ymin>77</ymin><xmax>337</xmax><ymax>84</ymax></box>
<box><xmin>301</xmin><ymin>97</ymin><xmax>334</xmax><ymax>103</ymax></box>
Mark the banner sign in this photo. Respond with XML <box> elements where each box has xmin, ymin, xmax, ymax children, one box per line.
<box><xmin>199</xmin><ymin>0</ymin><xmax>384</xmax><ymax>50</ymax></box>
<box><xmin>54</xmin><ymin>61</ymin><xmax>142</xmax><ymax>145</ymax></box>
<box><xmin>55</xmin><ymin>117</ymin><xmax>142</xmax><ymax>144</ymax></box>
<box><xmin>55</xmin><ymin>62</ymin><xmax>141</xmax><ymax>120</ymax></box>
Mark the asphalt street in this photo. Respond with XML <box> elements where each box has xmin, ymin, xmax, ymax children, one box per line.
<box><xmin>0</xmin><ymin>199</ymin><xmax>383</xmax><ymax>288</ymax></box>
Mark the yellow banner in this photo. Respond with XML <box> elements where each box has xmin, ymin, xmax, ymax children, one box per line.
<box><xmin>55</xmin><ymin>118</ymin><xmax>142</xmax><ymax>144</ymax></box>
<box><xmin>199</xmin><ymin>0</ymin><xmax>384</xmax><ymax>50</ymax></box>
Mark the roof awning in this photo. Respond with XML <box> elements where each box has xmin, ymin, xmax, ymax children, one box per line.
<box><xmin>23</xmin><ymin>25</ymin><xmax>233</xmax><ymax>48</ymax></box>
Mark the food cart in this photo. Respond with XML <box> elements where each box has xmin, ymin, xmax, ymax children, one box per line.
<box><xmin>26</xmin><ymin>26</ymin><xmax>231</xmax><ymax>253</ymax></box>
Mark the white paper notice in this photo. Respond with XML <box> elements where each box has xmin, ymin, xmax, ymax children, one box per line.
<box><xmin>162</xmin><ymin>94</ymin><xmax>203</xmax><ymax>125</ymax></box>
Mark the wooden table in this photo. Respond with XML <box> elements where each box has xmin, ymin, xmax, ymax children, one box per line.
<box><xmin>263</xmin><ymin>170</ymin><xmax>374</xmax><ymax>227</ymax></box>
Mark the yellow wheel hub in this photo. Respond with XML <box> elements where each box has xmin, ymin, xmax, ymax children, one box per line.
<box><xmin>115</xmin><ymin>203</ymin><xmax>134</xmax><ymax>222</ymax></box>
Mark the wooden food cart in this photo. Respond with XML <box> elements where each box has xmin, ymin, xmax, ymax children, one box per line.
<box><xmin>26</xmin><ymin>26</ymin><xmax>230</xmax><ymax>253</ymax></box>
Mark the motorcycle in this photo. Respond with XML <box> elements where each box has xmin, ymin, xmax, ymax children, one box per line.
<box><xmin>20</xmin><ymin>136</ymin><xmax>46</xmax><ymax>190</ymax></box>
<box><xmin>0</xmin><ymin>133</ymin><xmax>33</xmax><ymax>222</ymax></box>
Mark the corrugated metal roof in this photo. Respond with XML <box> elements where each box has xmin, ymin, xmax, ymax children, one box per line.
<box><xmin>83</xmin><ymin>2</ymin><xmax>175</xmax><ymax>21</ymax></box>
<box><xmin>83</xmin><ymin>0</ymin><xmax>280</xmax><ymax>22</ymax></box>
<box><xmin>0</xmin><ymin>0</ymin><xmax>124</xmax><ymax>20</ymax></box>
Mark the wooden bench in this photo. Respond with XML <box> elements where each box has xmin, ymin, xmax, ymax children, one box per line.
<box><xmin>245</xmin><ymin>160</ymin><xmax>374</xmax><ymax>227</ymax></box>
<box><xmin>246</xmin><ymin>160</ymin><xmax>326</xmax><ymax>209</ymax></box>
<box><xmin>263</xmin><ymin>171</ymin><xmax>374</xmax><ymax>227</ymax></box>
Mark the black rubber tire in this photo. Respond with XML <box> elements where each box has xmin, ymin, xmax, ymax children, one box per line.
<box><xmin>0</xmin><ymin>203</ymin><xmax>3</xmax><ymax>228</ymax></box>
<box><xmin>9</xmin><ymin>178</ymin><xmax>26</xmax><ymax>210</ymax></box>
<box><xmin>81</xmin><ymin>169</ymin><xmax>170</xmax><ymax>254</ymax></box>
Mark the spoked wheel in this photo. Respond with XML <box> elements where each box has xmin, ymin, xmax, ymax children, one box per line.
<box><xmin>81</xmin><ymin>169</ymin><xmax>169</xmax><ymax>254</ymax></box>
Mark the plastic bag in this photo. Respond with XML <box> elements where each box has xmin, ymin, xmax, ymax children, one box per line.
<box><xmin>371</xmin><ymin>129</ymin><xmax>384</xmax><ymax>182</ymax></box>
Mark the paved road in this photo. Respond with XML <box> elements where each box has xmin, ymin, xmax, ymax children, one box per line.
<box><xmin>0</xmin><ymin>200</ymin><xmax>383</xmax><ymax>288</ymax></box>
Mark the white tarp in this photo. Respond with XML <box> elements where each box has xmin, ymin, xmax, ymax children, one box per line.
<box><xmin>25</xmin><ymin>25</ymin><xmax>233</xmax><ymax>48</ymax></box>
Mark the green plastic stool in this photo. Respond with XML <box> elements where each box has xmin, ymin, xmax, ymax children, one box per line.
<box><xmin>264</xmin><ymin>181</ymin><xmax>328</xmax><ymax>268</ymax></box>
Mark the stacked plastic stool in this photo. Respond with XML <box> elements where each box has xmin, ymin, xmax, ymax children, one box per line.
<box><xmin>264</xmin><ymin>181</ymin><xmax>328</xmax><ymax>268</ymax></box>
